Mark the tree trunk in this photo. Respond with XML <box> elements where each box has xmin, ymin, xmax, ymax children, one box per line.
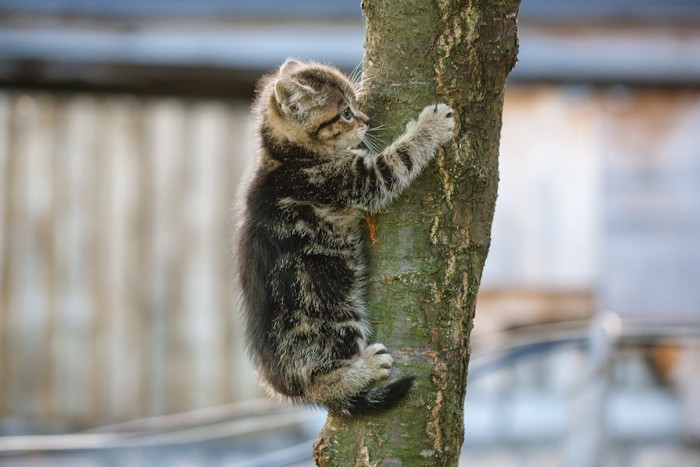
<box><xmin>313</xmin><ymin>0</ymin><xmax>520</xmax><ymax>465</ymax></box>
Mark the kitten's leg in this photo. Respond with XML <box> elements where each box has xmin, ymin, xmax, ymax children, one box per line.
<box><xmin>351</xmin><ymin>104</ymin><xmax>455</xmax><ymax>212</ymax></box>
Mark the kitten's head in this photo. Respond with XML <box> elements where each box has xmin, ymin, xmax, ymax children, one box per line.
<box><xmin>264</xmin><ymin>59</ymin><xmax>369</xmax><ymax>151</ymax></box>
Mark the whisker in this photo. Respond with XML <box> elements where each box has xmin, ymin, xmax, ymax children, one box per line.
<box><xmin>362</xmin><ymin>135</ymin><xmax>381</xmax><ymax>154</ymax></box>
<box><xmin>365</xmin><ymin>124</ymin><xmax>386</xmax><ymax>133</ymax></box>
<box><xmin>365</xmin><ymin>140</ymin><xmax>380</xmax><ymax>152</ymax></box>
<box><xmin>349</xmin><ymin>62</ymin><xmax>370</xmax><ymax>98</ymax></box>
<box><xmin>348</xmin><ymin>61</ymin><xmax>363</xmax><ymax>85</ymax></box>
<box><xmin>352</xmin><ymin>74</ymin><xmax>374</xmax><ymax>98</ymax></box>
<box><xmin>355</xmin><ymin>77</ymin><xmax>373</xmax><ymax>91</ymax></box>
<box><xmin>354</xmin><ymin>82</ymin><xmax>370</xmax><ymax>96</ymax></box>
<box><xmin>363</xmin><ymin>130</ymin><xmax>384</xmax><ymax>141</ymax></box>
<box><xmin>367</xmin><ymin>141</ymin><xmax>380</xmax><ymax>154</ymax></box>
<box><xmin>362</xmin><ymin>132</ymin><xmax>385</xmax><ymax>154</ymax></box>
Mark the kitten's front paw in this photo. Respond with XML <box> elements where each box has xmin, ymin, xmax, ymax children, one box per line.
<box><xmin>417</xmin><ymin>103</ymin><xmax>456</xmax><ymax>146</ymax></box>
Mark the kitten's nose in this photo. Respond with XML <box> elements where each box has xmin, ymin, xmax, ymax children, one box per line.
<box><xmin>357</xmin><ymin>111</ymin><xmax>369</xmax><ymax>124</ymax></box>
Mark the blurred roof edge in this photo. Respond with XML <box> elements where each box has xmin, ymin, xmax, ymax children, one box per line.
<box><xmin>1</xmin><ymin>0</ymin><xmax>700</xmax><ymax>23</ymax></box>
<box><xmin>1</xmin><ymin>1</ymin><xmax>700</xmax><ymax>96</ymax></box>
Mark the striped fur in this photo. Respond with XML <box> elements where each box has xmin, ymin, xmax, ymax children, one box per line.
<box><xmin>233</xmin><ymin>59</ymin><xmax>455</xmax><ymax>416</ymax></box>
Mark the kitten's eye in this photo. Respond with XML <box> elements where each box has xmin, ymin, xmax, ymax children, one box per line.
<box><xmin>340</xmin><ymin>107</ymin><xmax>354</xmax><ymax>121</ymax></box>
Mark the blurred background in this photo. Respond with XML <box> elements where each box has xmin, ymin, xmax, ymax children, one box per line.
<box><xmin>0</xmin><ymin>1</ymin><xmax>699</xmax><ymax>466</ymax></box>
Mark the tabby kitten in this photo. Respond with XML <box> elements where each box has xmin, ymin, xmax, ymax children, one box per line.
<box><xmin>234</xmin><ymin>59</ymin><xmax>455</xmax><ymax>416</ymax></box>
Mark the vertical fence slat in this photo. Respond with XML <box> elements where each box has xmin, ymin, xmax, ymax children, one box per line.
<box><xmin>143</xmin><ymin>98</ymin><xmax>189</xmax><ymax>415</ymax></box>
<box><xmin>54</xmin><ymin>96</ymin><xmax>99</xmax><ymax>424</ymax></box>
<box><xmin>183</xmin><ymin>102</ymin><xmax>228</xmax><ymax>408</ymax></box>
<box><xmin>225</xmin><ymin>107</ymin><xmax>260</xmax><ymax>401</ymax></box>
<box><xmin>9</xmin><ymin>95</ymin><xmax>56</xmax><ymax>421</ymax></box>
<box><xmin>5</xmin><ymin>95</ymin><xmax>24</xmax><ymax>421</ymax></box>
<box><xmin>0</xmin><ymin>94</ymin><xmax>10</xmax><ymax>418</ymax></box>
<box><xmin>91</xmin><ymin>98</ymin><xmax>110</xmax><ymax>422</ymax></box>
<box><xmin>103</xmin><ymin>97</ymin><xmax>146</xmax><ymax>421</ymax></box>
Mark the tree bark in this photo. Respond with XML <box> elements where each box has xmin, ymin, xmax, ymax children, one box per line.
<box><xmin>313</xmin><ymin>0</ymin><xmax>520</xmax><ymax>465</ymax></box>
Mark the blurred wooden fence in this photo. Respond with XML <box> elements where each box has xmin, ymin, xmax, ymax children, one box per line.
<box><xmin>0</xmin><ymin>91</ymin><xmax>259</xmax><ymax>428</ymax></box>
<box><xmin>2</xmin><ymin>86</ymin><xmax>699</xmax><ymax>429</ymax></box>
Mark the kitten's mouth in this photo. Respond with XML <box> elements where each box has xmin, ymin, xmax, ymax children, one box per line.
<box><xmin>351</xmin><ymin>127</ymin><xmax>368</xmax><ymax>149</ymax></box>
<box><xmin>335</xmin><ymin>133</ymin><xmax>362</xmax><ymax>150</ymax></box>
<box><xmin>357</xmin><ymin>125</ymin><xmax>368</xmax><ymax>140</ymax></box>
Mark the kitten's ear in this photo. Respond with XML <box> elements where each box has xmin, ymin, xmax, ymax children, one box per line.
<box><xmin>274</xmin><ymin>77</ymin><xmax>315</xmax><ymax>115</ymax></box>
<box><xmin>279</xmin><ymin>59</ymin><xmax>301</xmax><ymax>75</ymax></box>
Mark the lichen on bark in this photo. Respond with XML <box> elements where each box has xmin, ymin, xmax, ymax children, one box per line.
<box><xmin>314</xmin><ymin>0</ymin><xmax>520</xmax><ymax>465</ymax></box>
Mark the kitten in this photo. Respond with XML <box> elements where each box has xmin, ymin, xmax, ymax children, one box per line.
<box><xmin>234</xmin><ymin>59</ymin><xmax>455</xmax><ymax>416</ymax></box>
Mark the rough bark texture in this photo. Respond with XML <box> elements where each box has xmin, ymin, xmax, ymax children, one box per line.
<box><xmin>313</xmin><ymin>0</ymin><xmax>520</xmax><ymax>465</ymax></box>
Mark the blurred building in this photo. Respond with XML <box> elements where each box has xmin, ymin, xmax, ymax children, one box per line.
<box><xmin>0</xmin><ymin>1</ymin><xmax>699</xmax><ymax>465</ymax></box>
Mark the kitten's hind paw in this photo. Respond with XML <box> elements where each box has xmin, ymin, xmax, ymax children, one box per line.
<box><xmin>362</xmin><ymin>343</ymin><xmax>394</xmax><ymax>377</ymax></box>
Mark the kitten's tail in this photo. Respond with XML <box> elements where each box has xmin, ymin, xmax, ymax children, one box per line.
<box><xmin>331</xmin><ymin>377</ymin><xmax>416</xmax><ymax>417</ymax></box>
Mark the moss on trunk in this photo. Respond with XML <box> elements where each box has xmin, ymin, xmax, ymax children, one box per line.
<box><xmin>314</xmin><ymin>0</ymin><xmax>520</xmax><ymax>465</ymax></box>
